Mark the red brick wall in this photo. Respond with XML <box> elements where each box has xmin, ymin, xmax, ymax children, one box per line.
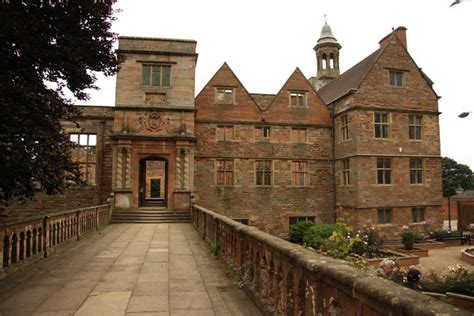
<box><xmin>194</xmin><ymin>65</ymin><xmax>333</xmax><ymax>236</ymax></box>
<box><xmin>333</xmin><ymin>34</ymin><xmax>443</xmax><ymax>235</ymax></box>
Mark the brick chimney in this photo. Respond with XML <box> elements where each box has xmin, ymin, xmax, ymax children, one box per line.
<box><xmin>379</xmin><ymin>26</ymin><xmax>407</xmax><ymax>49</ymax></box>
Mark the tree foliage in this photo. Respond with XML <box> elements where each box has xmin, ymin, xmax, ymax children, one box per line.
<box><xmin>0</xmin><ymin>0</ymin><xmax>120</xmax><ymax>202</ymax></box>
<box><xmin>442</xmin><ymin>157</ymin><xmax>474</xmax><ymax>197</ymax></box>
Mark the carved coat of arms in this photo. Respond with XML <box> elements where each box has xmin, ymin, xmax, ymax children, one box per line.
<box><xmin>140</xmin><ymin>111</ymin><xmax>164</xmax><ymax>132</ymax></box>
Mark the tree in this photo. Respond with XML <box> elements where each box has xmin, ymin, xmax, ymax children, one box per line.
<box><xmin>442</xmin><ymin>157</ymin><xmax>474</xmax><ymax>197</ymax></box>
<box><xmin>0</xmin><ymin>0</ymin><xmax>120</xmax><ymax>203</ymax></box>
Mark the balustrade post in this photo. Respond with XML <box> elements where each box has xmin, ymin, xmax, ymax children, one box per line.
<box><xmin>43</xmin><ymin>216</ymin><xmax>49</xmax><ymax>258</ymax></box>
<box><xmin>76</xmin><ymin>211</ymin><xmax>81</xmax><ymax>241</ymax></box>
<box><xmin>0</xmin><ymin>231</ymin><xmax>4</xmax><ymax>275</ymax></box>
<box><xmin>96</xmin><ymin>207</ymin><xmax>99</xmax><ymax>231</ymax></box>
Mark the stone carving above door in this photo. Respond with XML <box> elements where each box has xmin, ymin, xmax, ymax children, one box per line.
<box><xmin>140</xmin><ymin>111</ymin><xmax>165</xmax><ymax>132</ymax></box>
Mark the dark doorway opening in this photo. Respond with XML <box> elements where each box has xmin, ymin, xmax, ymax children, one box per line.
<box><xmin>139</xmin><ymin>157</ymin><xmax>167</xmax><ymax>207</ymax></box>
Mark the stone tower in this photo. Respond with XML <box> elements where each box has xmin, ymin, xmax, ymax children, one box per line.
<box><xmin>313</xmin><ymin>21</ymin><xmax>341</xmax><ymax>90</ymax></box>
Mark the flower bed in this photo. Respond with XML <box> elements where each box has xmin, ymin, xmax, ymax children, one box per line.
<box><xmin>367</xmin><ymin>249</ymin><xmax>420</xmax><ymax>268</ymax></box>
<box><xmin>413</xmin><ymin>240</ymin><xmax>446</xmax><ymax>250</ymax></box>
<box><xmin>387</xmin><ymin>246</ymin><xmax>429</xmax><ymax>257</ymax></box>
<box><xmin>461</xmin><ymin>247</ymin><xmax>474</xmax><ymax>265</ymax></box>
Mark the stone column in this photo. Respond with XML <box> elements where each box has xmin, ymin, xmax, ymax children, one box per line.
<box><xmin>116</xmin><ymin>147</ymin><xmax>123</xmax><ymax>188</ymax></box>
<box><xmin>183</xmin><ymin>148</ymin><xmax>190</xmax><ymax>190</ymax></box>
<box><xmin>124</xmin><ymin>147</ymin><xmax>132</xmax><ymax>188</ymax></box>
<box><xmin>175</xmin><ymin>148</ymin><xmax>182</xmax><ymax>190</ymax></box>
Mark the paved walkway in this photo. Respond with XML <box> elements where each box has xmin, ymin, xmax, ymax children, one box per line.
<box><xmin>0</xmin><ymin>224</ymin><xmax>261</xmax><ymax>316</ymax></box>
<box><xmin>419</xmin><ymin>245</ymin><xmax>474</xmax><ymax>274</ymax></box>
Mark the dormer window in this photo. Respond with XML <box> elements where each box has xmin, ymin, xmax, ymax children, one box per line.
<box><xmin>289</xmin><ymin>92</ymin><xmax>306</xmax><ymax>107</ymax></box>
<box><xmin>142</xmin><ymin>64</ymin><xmax>171</xmax><ymax>87</ymax></box>
<box><xmin>216</xmin><ymin>87</ymin><xmax>234</xmax><ymax>104</ymax></box>
<box><xmin>388</xmin><ymin>70</ymin><xmax>404</xmax><ymax>87</ymax></box>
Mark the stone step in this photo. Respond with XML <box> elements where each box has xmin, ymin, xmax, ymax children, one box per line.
<box><xmin>111</xmin><ymin>208</ymin><xmax>190</xmax><ymax>224</ymax></box>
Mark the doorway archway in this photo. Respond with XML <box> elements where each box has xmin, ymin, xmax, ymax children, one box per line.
<box><xmin>139</xmin><ymin>157</ymin><xmax>168</xmax><ymax>207</ymax></box>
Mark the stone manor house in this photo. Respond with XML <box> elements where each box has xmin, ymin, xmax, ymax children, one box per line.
<box><xmin>9</xmin><ymin>23</ymin><xmax>443</xmax><ymax>239</ymax></box>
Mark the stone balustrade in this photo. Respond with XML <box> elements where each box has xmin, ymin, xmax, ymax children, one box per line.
<box><xmin>1</xmin><ymin>204</ymin><xmax>111</xmax><ymax>276</ymax></box>
<box><xmin>191</xmin><ymin>204</ymin><xmax>468</xmax><ymax>315</ymax></box>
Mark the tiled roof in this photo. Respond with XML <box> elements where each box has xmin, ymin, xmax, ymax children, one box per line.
<box><xmin>318</xmin><ymin>48</ymin><xmax>382</xmax><ymax>105</ymax></box>
<box><xmin>454</xmin><ymin>190</ymin><xmax>474</xmax><ymax>199</ymax></box>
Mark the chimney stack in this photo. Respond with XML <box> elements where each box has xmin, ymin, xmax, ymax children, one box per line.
<box><xmin>379</xmin><ymin>26</ymin><xmax>407</xmax><ymax>49</ymax></box>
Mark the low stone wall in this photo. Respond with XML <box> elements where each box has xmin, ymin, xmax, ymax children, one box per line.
<box><xmin>191</xmin><ymin>204</ymin><xmax>469</xmax><ymax>315</ymax></box>
<box><xmin>1</xmin><ymin>204</ymin><xmax>111</xmax><ymax>278</ymax></box>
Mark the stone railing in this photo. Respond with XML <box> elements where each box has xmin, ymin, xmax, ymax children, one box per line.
<box><xmin>1</xmin><ymin>204</ymin><xmax>111</xmax><ymax>276</ymax></box>
<box><xmin>191</xmin><ymin>205</ymin><xmax>468</xmax><ymax>315</ymax></box>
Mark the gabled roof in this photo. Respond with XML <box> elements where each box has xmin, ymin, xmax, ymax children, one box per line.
<box><xmin>318</xmin><ymin>29</ymin><xmax>440</xmax><ymax>105</ymax></box>
<box><xmin>318</xmin><ymin>48</ymin><xmax>382</xmax><ymax>105</ymax></box>
<box><xmin>249</xmin><ymin>93</ymin><xmax>275</xmax><ymax>111</ymax></box>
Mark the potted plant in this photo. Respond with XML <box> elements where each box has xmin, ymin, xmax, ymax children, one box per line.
<box><xmin>400</xmin><ymin>226</ymin><xmax>418</xmax><ymax>250</ymax></box>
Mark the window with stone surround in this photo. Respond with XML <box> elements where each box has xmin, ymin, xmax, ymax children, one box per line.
<box><xmin>142</xmin><ymin>64</ymin><xmax>171</xmax><ymax>87</ymax></box>
<box><xmin>389</xmin><ymin>70</ymin><xmax>404</xmax><ymax>87</ymax></box>
<box><xmin>410</xmin><ymin>158</ymin><xmax>423</xmax><ymax>184</ymax></box>
<box><xmin>215</xmin><ymin>87</ymin><xmax>234</xmax><ymax>104</ymax></box>
<box><xmin>255</xmin><ymin>126</ymin><xmax>271</xmax><ymax>141</ymax></box>
<box><xmin>289</xmin><ymin>91</ymin><xmax>306</xmax><ymax>107</ymax></box>
<box><xmin>340</xmin><ymin>115</ymin><xmax>349</xmax><ymax>141</ymax></box>
<box><xmin>374</xmin><ymin>112</ymin><xmax>390</xmax><ymax>138</ymax></box>
<box><xmin>216</xmin><ymin>159</ymin><xmax>234</xmax><ymax>186</ymax></box>
<box><xmin>291</xmin><ymin>128</ymin><xmax>307</xmax><ymax>143</ymax></box>
<box><xmin>342</xmin><ymin>159</ymin><xmax>350</xmax><ymax>186</ymax></box>
<box><xmin>408</xmin><ymin>114</ymin><xmax>422</xmax><ymax>140</ymax></box>
<box><xmin>377</xmin><ymin>208</ymin><xmax>392</xmax><ymax>224</ymax></box>
<box><xmin>70</xmin><ymin>133</ymin><xmax>97</xmax><ymax>185</ymax></box>
<box><xmin>216</xmin><ymin>125</ymin><xmax>234</xmax><ymax>141</ymax></box>
<box><xmin>377</xmin><ymin>158</ymin><xmax>392</xmax><ymax>185</ymax></box>
<box><xmin>292</xmin><ymin>161</ymin><xmax>308</xmax><ymax>187</ymax></box>
<box><xmin>289</xmin><ymin>216</ymin><xmax>315</xmax><ymax>226</ymax></box>
<box><xmin>256</xmin><ymin>160</ymin><xmax>272</xmax><ymax>186</ymax></box>
<box><xmin>412</xmin><ymin>207</ymin><xmax>425</xmax><ymax>223</ymax></box>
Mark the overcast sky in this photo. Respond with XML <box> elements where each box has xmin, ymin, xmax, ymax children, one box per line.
<box><xmin>78</xmin><ymin>0</ymin><xmax>474</xmax><ymax>170</ymax></box>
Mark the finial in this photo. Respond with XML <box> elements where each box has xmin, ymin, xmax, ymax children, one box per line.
<box><xmin>324</xmin><ymin>13</ymin><xmax>327</xmax><ymax>24</ymax></box>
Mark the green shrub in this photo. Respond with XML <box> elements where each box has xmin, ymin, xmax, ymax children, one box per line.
<box><xmin>350</xmin><ymin>227</ymin><xmax>383</xmax><ymax>257</ymax></box>
<box><xmin>288</xmin><ymin>220</ymin><xmax>316</xmax><ymax>244</ymax></box>
<box><xmin>400</xmin><ymin>231</ymin><xmax>419</xmax><ymax>250</ymax></box>
<box><xmin>302</xmin><ymin>224</ymin><xmax>346</xmax><ymax>250</ymax></box>
<box><xmin>421</xmin><ymin>265</ymin><xmax>474</xmax><ymax>296</ymax></box>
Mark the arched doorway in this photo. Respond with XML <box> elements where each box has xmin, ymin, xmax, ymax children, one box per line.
<box><xmin>139</xmin><ymin>157</ymin><xmax>168</xmax><ymax>207</ymax></box>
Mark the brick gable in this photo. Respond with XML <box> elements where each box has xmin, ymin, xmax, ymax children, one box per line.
<box><xmin>195</xmin><ymin>63</ymin><xmax>261</xmax><ymax>122</ymax></box>
<box><xmin>264</xmin><ymin>68</ymin><xmax>331</xmax><ymax>126</ymax></box>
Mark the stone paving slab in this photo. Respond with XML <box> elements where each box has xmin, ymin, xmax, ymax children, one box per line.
<box><xmin>0</xmin><ymin>223</ymin><xmax>261</xmax><ymax>316</ymax></box>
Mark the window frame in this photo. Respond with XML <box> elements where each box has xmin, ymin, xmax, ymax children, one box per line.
<box><xmin>69</xmin><ymin>133</ymin><xmax>97</xmax><ymax>185</ymax></box>
<box><xmin>291</xmin><ymin>161</ymin><xmax>308</xmax><ymax>187</ymax></box>
<box><xmin>216</xmin><ymin>159</ymin><xmax>234</xmax><ymax>186</ymax></box>
<box><xmin>255</xmin><ymin>160</ymin><xmax>272</xmax><ymax>186</ymax></box>
<box><xmin>388</xmin><ymin>70</ymin><xmax>404</xmax><ymax>87</ymax></box>
<box><xmin>255</xmin><ymin>126</ymin><xmax>271</xmax><ymax>141</ymax></box>
<box><xmin>340</xmin><ymin>114</ymin><xmax>349</xmax><ymax>141</ymax></box>
<box><xmin>411</xmin><ymin>207</ymin><xmax>425</xmax><ymax>223</ymax></box>
<box><xmin>342</xmin><ymin>159</ymin><xmax>350</xmax><ymax>186</ymax></box>
<box><xmin>291</xmin><ymin>128</ymin><xmax>307</xmax><ymax>143</ymax></box>
<box><xmin>408</xmin><ymin>114</ymin><xmax>423</xmax><ymax>140</ymax></box>
<box><xmin>410</xmin><ymin>158</ymin><xmax>423</xmax><ymax>184</ymax></box>
<box><xmin>216</xmin><ymin>125</ymin><xmax>234</xmax><ymax>141</ymax></box>
<box><xmin>376</xmin><ymin>158</ymin><xmax>392</xmax><ymax>185</ymax></box>
<box><xmin>377</xmin><ymin>208</ymin><xmax>392</xmax><ymax>224</ymax></box>
<box><xmin>141</xmin><ymin>64</ymin><xmax>171</xmax><ymax>87</ymax></box>
<box><xmin>289</xmin><ymin>91</ymin><xmax>307</xmax><ymax>107</ymax></box>
<box><xmin>374</xmin><ymin>112</ymin><xmax>390</xmax><ymax>139</ymax></box>
<box><xmin>215</xmin><ymin>87</ymin><xmax>235</xmax><ymax>104</ymax></box>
